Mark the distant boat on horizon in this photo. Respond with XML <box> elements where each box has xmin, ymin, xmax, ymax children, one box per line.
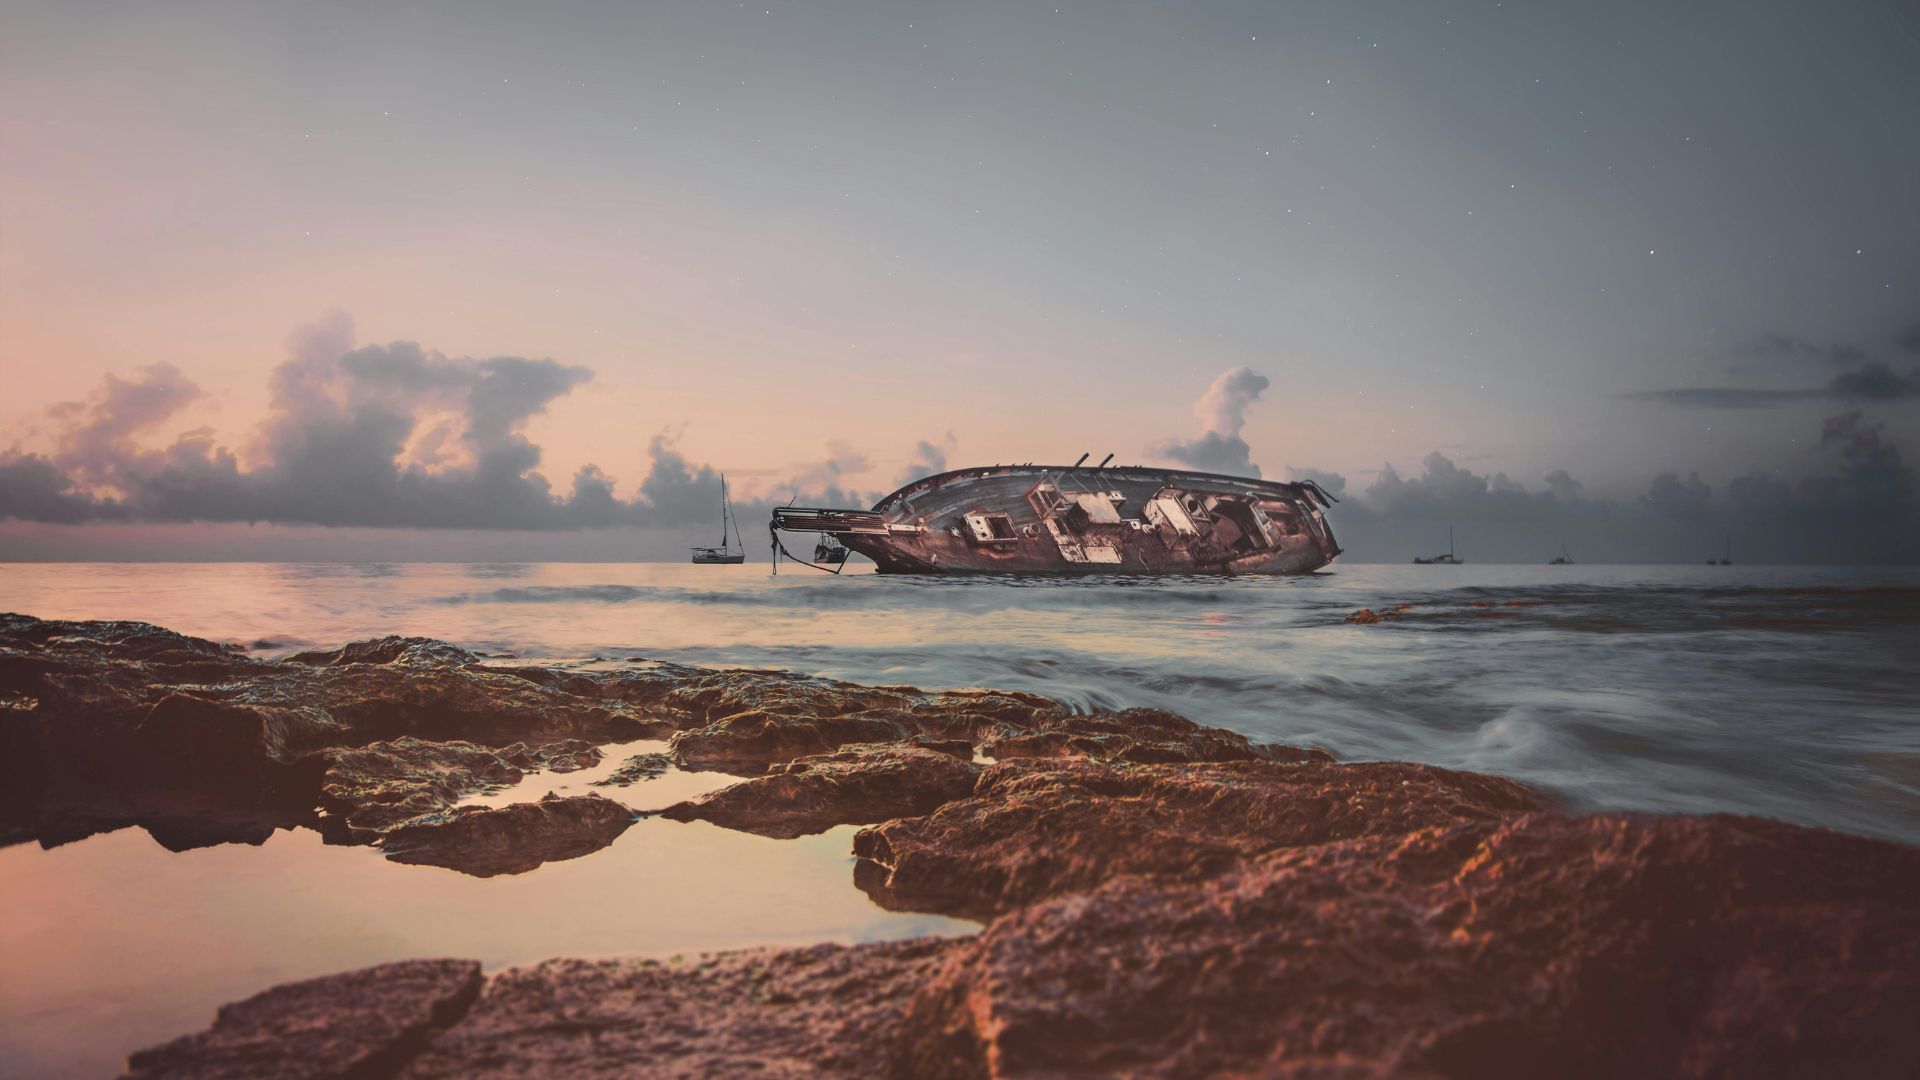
<box><xmin>1413</xmin><ymin>525</ymin><xmax>1463</xmax><ymax>565</ymax></box>
<box><xmin>691</xmin><ymin>474</ymin><xmax>747</xmax><ymax>565</ymax></box>
<box><xmin>1549</xmin><ymin>541</ymin><xmax>1573</xmax><ymax>566</ymax></box>
<box><xmin>1707</xmin><ymin>535</ymin><xmax>1732</xmax><ymax>566</ymax></box>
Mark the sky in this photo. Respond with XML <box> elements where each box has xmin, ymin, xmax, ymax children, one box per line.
<box><xmin>1</xmin><ymin>0</ymin><xmax>1916</xmax><ymax>561</ymax></box>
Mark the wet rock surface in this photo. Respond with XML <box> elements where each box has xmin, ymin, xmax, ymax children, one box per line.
<box><xmin>403</xmin><ymin>940</ymin><xmax>959</xmax><ymax>1079</ymax></box>
<box><xmin>853</xmin><ymin>756</ymin><xmax>1549</xmax><ymax>918</ymax></box>
<box><xmin>318</xmin><ymin>737</ymin><xmax>526</xmax><ymax>837</ymax></box>
<box><xmin>13</xmin><ymin>616</ymin><xmax>1915</xmax><ymax>1078</ymax></box>
<box><xmin>660</xmin><ymin>743</ymin><xmax>982</xmax><ymax>839</ymax></box>
<box><xmin>380</xmin><ymin>793</ymin><xmax>637</xmax><ymax>877</ymax></box>
<box><xmin>122</xmin><ymin>959</ymin><xmax>483</xmax><ymax>1080</ymax></box>
<box><xmin>896</xmin><ymin>813</ymin><xmax>1920</xmax><ymax>1079</ymax></box>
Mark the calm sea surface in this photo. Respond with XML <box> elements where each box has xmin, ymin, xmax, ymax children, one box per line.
<box><xmin>2</xmin><ymin>561</ymin><xmax>1918</xmax><ymax>1076</ymax></box>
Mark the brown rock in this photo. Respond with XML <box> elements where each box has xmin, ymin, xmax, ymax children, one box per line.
<box><xmin>1345</xmin><ymin>607</ymin><xmax>1383</xmax><ymax>623</ymax></box>
<box><xmin>380</xmin><ymin>793</ymin><xmax>636</xmax><ymax>877</ymax></box>
<box><xmin>668</xmin><ymin>707</ymin><xmax>917</xmax><ymax>772</ymax></box>
<box><xmin>123</xmin><ymin>958</ymin><xmax>482</xmax><ymax>1079</ymax></box>
<box><xmin>404</xmin><ymin>940</ymin><xmax>958</xmax><ymax>1079</ymax></box>
<box><xmin>660</xmin><ymin>743</ymin><xmax>982</xmax><ymax>839</ymax></box>
<box><xmin>896</xmin><ymin>813</ymin><xmax>1920</xmax><ymax>1079</ymax></box>
<box><xmin>319</xmin><ymin>737</ymin><xmax>524</xmax><ymax>837</ymax></box>
<box><xmin>977</xmin><ymin>707</ymin><xmax>1268</xmax><ymax>765</ymax></box>
<box><xmin>660</xmin><ymin>668</ymin><xmax>918</xmax><ymax>726</ymax></box>
<box><xmin>854</xmin><ymin>757</ymin><xmax>1548</xmax><ymax>918</ymax></box>
<box><xmin>505</xmin><ymin>738</ymin><xmax>603</xmax><ymax>773</ymax></box>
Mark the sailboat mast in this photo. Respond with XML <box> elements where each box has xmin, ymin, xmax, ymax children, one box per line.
<box><xmin>719</xmin><ymin>474</ymin><xmax>731</xmax><ymax>547</ymax></box>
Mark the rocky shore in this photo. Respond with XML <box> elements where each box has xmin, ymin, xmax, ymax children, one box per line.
<box><xmin>2</xmin><ymin>613</ymin><xmax>1915</xmax><ymax>1078</ymax></box>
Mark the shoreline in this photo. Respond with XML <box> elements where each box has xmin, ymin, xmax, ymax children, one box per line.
<box><xmin>3</xmin><ymin>613</ymin><xmax>1916</xmax><ymax>1077</ymax></box>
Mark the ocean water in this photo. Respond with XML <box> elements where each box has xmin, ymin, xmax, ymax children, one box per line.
<box><xmin>6</xmin><ymin>560</ymin><xmax>1916</xmax><ymax>840</ymax></box>
<box><xmin>2</xmin><ymin>560</ymin><xmax>1918</xmax><ymax>1076</ymax></box>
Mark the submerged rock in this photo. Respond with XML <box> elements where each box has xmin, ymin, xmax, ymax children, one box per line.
<box><xmin>854</xmin><ymin>756</ymin><xmax>1549</xmax><ymax>918</ymax></box>
<box><xmin>660</xmin><ymin>743</ymin><xmax>982</xmax><ymax>839</ymax></box>
<box><xmin>380</xmin><ymin>793</ymin><xmax>636</xmax><ymax>877</ymax></box>
<box><xmin>123</xmin><ymin>959</ymin><xmax>482</xmax><ymax>1080</ymax></box>
<box><xmin>505</xmin><ymin>738</ymin><xmax>603</xmax><ymax>773</ymax></box>
<box><xmin>592</xmin><ymin>751</ymin><xmax>674</xmax><ymax>787</ymax></box>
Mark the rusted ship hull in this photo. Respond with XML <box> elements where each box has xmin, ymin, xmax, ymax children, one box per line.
<box><xmin>773</xmin><ymin>465</ymin><xmax>1340</xmax><ymax>575</ymax></box>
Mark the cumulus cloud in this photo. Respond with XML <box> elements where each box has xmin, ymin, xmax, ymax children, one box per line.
<box><xmin>0</xmin><ymin>313</ymin><xmax>901</xmax><ymax>531</ymax></box>
<box><xmin>1152</xmin><ymin>367</ymin><xmax>1269</xmax><ymax>477</ymax></box>
<box><xmin>895</xmin><ymin>430</ymin><xmax>957</xmax><ymax>487</ymax></box>
<box><xmin>1283</xmin><ymin>465</ymin><xmax>1347</xmax><ymax>499</ymax></box>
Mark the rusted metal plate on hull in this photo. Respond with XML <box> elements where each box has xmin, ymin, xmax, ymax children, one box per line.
<box><xmin>774</xmin><ymin>465</ymin><xmax>1341</xmax><ymax>576</ymax></box>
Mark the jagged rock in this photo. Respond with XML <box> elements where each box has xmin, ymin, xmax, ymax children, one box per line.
<box><xmin>505</xmin><ymin>739</ymin><xmax>603</xmax><ymax>773</ymax></box>
<box><xmin>660</xmin><ymin>744</ymin><xmax>982</xmax><ymax>839</ymax></box>
<box><xmin>592</xmin><ymin>752</ymin><xmax>673</xmax><ymax>787</ymax></box>
<box><xmin>380</xmin><ymin>793</ymin><xmax>636</xmax><ymax>877</ymax></box>
<box><xmin>854</xmin><ymin>756</ymin><xmax>1548</xmax><ymax>918</ymax></box>
<box><xmin>894</xmin><ymin>814</ymin><xmax>1920</xmax><ymax>1079</ymax></box>
<box><xmin>403</xmin><ymin>941</ymin><xmax>958</xmax><ymax>1079</ymax></box>
<box><xmin>0</xmin><ymin>616</ymin><xmax>682</xmax><ymax>849</ymax></box>
<box><xmin>318</xmin><ymin>737</ymin><xmax>526</xmax><ymax>837</ymax></box>
<box><xmin>123</xmin><ymin>959</ymin><xmax>483</xmax><ymax>1079</ymax></box>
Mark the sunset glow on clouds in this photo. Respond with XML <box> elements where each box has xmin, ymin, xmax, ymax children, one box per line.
<box><xmin>2</xmin><ymin>1</ymin><xmax>1915</xmax><ymax>559</ymax></box>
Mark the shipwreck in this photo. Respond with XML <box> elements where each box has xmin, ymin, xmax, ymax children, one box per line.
<box><xmin>770</xmin><ymin>455</ymin><xmax>1341</xmax><ymax>575</ymax></box>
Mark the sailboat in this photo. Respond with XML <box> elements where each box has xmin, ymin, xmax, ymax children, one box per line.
<box><xmin>1549</xmin><ymin>542</ymin><xmax>1573</xmax><ymax>566</ymax></box>
<box><xmin>1413</xmin><ymin>525</ymin><xmax>1463</xmax><ymax>565</ymax></box>
<box><xmin>1707</xmin><ymin>535</ymin><xmax>1732</xmax><ymax>566</ymax></box>
<box><xmin>690</xmin><ymin>474</ymin><xmax>747</xmax><ymax>565</ymax></box>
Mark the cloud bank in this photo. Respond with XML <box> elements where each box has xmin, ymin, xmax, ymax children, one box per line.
<box><xmin>5</xmin><ymin>322</ymin><xmax>1914</xmax><ymax>563</ymax></box>
<box><xmin>1287</xmin><ymin>408</ymin><xmax>1916</xmax><ymax>563</ymax></box>
<box><xmin>0</xmin><ymin>313</ymin><xmax>888</xmax><ymax>532</ymax></box>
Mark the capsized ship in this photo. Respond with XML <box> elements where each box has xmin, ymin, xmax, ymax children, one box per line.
<box><xmin>770</xmin><ymin>458</ymin><xmax>1340</xmax><ymax>575</ymax></box>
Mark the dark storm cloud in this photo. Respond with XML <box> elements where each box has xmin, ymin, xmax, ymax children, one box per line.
<box><xmin>1829</xmin><ymin>362</ymin><xmax>1920</xmax><ymax>401</ymax></box>
<box><xmin>1154</xmin><ymin>367</ymin><xmax>1269</xmax><ymax>477</ymax></box>
<box><xmin>1623</xmin><ymin>387</ymin><xmax>1824</xmax><ymax>409</ymax></box>
<box><xmin>1302</xmin><ymin>413</ymin><xmax>1917</xmax><ymax>564</ymax></box>
<box><xmin>1741</xmin><ymin>334</ymin><xmax>1869</xmax><ymax>368</ymax></box>
<box><xmin>0</xmin><ymin>314</ymin><xmax>886</xmax><ymax>530</ymax></box>
<box><xmin>1895</xmin><ymin>324</ymin><xmax>1920</xmax><ymax>356</ymax></box>
<box><xmin>1628</xmin><ymin>363</ymin><xmax>1920</xmax><ymax>409</ymax></box>
<box><xmin>1637</xmin><ymin>319</ymin><xmax>1920</xmax><ymax>409</ymax></box>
